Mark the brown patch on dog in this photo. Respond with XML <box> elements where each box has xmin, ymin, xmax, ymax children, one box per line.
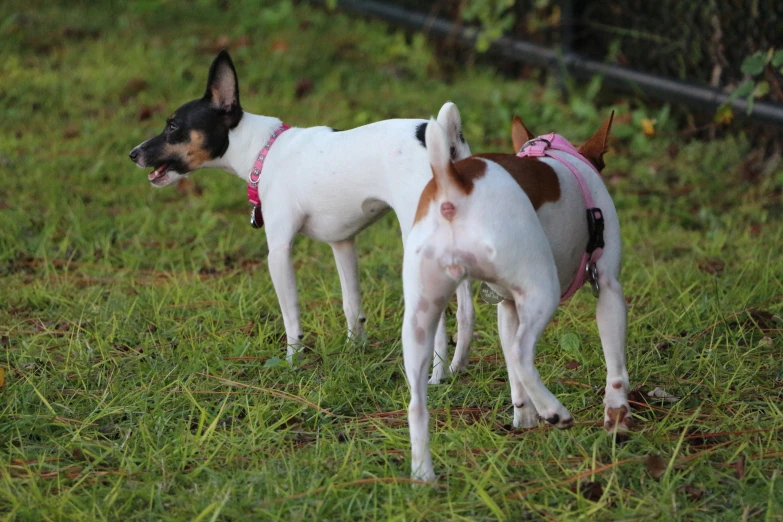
<box><xmin>415</xmin><ymin>326</ymin><xmax>426</xmax><ymax>344</ymax></box>
<box><xmin>612</xmin><ymin>381</ymin><xmax>623</xmax><ymax>390</ymax></box>
<box><xmin>511</xmin><ymin>115</ymin><xmax>535</xmax><ymax>152</ymax></box>
<box><xmin>414</xmin><ymin>158</ymin><xmax>487</xmax><ymax>224</ymax></box>
<box><xmin>475</xmin><ymin>153</ymin><xmax>561</xmax><ymax>209</ymax></box>
<box><xmin>604</xmin><ymin>405</ymin><xmax>631</xmax><ymax>431</ymax></box>
<box><xmin>417</xmin><ymin>300</ymin><xmax>430</xmax><ymax>314</ymax></box>
<box><xmin>163</xmin><ymin>130</ymin><xmax>212</xmax><ymax>170</ymax></box>
<box><xmin>450</xmin><ymin>157</ymin><xmax>486</xmax><ymax>194</ymax></box>
<box><xmin>578</xmin><ymin>111</ymin><xmax>614</xmax><ymax>172</ymax></box>
<box><xmin>414</xmin><ymin>178</ymin><xmax>437</xmax><ymax>224</ymax></box>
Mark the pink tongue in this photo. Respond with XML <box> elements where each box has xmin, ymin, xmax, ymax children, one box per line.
<box><xmin>148</xmin><ymin>164</ymin><xmax>167</xmax><ymax>181</ymax></box>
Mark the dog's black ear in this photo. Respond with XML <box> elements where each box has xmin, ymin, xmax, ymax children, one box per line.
<box><xmin>578</xmin><ymin>111</ymin><xmax>614</xmax><ymax>172</ymax></box>
<box><xmin>205</xmin><ymin>50</ymin><xmax>241</xmax><ymax>121</ymax></box>
<box><xmin>511</xmin><ymin>115</ymin><xmax>535</xmax><ymax>152</ymax></box>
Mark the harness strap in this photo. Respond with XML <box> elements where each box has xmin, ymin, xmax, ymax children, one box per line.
<box><xmin>517</xmin><ymin>133</ymin><xmax>605</xmax><ymax>301</ymax></box>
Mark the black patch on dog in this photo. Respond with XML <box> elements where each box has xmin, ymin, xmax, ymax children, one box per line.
<box><xmin>458</xmin><ymin>130</ymin><xmax>465</xmax><ymax>143</ymax></box>
<box><xmin>129</xmin><ymin>50</ymin><xmax>244</xmax><ymax>174</ymax></box>
<box><xmin>450</xmin><ymin>146</ymin><xmax>457</xmax><ymax>160</ymax></box>
<box><xmin>329</xmin><ymin>127</ymin><xmax>342</xmax><ymax>132</ymax></box>
<box><xmin>415</xmin><ymin>122</ymin><xmax>427</xmax><ymax>149</ymax></box>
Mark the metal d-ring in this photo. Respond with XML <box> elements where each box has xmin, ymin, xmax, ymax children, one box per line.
<box><xmin>586</xmin><ymin>262</ymin><xmax>600</xmax><ymax>298</ymax></box>
<box><xmin>517</xmin><ymin>137</ymin><xmax>552</xmax><ymax>154</ymax></box>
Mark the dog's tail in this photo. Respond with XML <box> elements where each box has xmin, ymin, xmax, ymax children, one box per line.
<box><xmin>436</xmin><ymin>101</ymin><xmax>471</xmax><ymax>161</ymax></box>
<box><xmin>425</xmin><ymin>117</ymin><xmax>466</xmax><ymax>222</ymax></box>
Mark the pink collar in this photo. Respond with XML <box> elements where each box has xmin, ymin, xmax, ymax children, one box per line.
<box><xmin>516</xmin><ymin>133</ymin><xmax>605</xmax><ymax>301</ymax></box>
<box><xmin>248</xmin><ymin>123</ymin><xmax>290</xmax><ymax>228</ymax></box>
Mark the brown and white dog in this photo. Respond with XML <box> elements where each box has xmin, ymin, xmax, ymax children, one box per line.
<box><xmin>401</xmin><ymin>114</ymin><xmax>630</xmax><ymax>481</ymax></box>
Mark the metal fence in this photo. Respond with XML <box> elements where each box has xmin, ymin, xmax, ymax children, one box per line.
<box><xmin>322</xmin><ymin>0</ymin><xmax>783</xmax><ymax>127</ymax></box>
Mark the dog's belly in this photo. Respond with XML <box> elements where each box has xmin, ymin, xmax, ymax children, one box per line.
<box><xmin>300</xmin><ymin>197</ymin><xmax>391</xmax><ymax>242</ymax></box>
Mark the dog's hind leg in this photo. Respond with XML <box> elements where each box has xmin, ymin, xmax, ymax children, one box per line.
<box><xmin>330</xmin><ymin>239</ymin><xmax>366</xmax><ymax>343</ymax></box>
<box><xmin>504</xmin><ymin>286</ymin><xmax>573</xmax><ymax>429</ymax></box>
<box><xmin>596</xmin><ymin>272</ymin><xmax>632</xmax><ymax>431</ymax></box>
<box><xmin>402</xmin><ymin>250</ymin><xmax>459</xmax><ymax>481</ymax></box>
<box><xmin>497</xmin><ymin>299</ymin><xmax>539</xmax><ymax>428</ymax></box>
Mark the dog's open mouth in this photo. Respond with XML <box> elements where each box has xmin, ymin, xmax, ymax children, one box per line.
<box><xmin>148</xmin><ymin>164</ymin><xmax>169</xmax><ymax>183</ymax></box>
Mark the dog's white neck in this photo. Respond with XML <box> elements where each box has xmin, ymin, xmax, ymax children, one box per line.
<box><xmin>209</xmin><ymin>112</ymin><xmax>284</xmax><ymax>183</ymax></box>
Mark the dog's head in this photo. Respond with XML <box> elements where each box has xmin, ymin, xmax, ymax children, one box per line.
<box><xmin>511</xmin><ymin>112</ymin><xmax>614</xmax><ymax>171</ymax></box>
<box><xmin>128</xmin><ymin>50</ymin><xmax>243</xmax><ymax>187</ymax></box>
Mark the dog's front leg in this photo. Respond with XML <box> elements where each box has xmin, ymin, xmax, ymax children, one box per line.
<box><xmin>596</xmin><ymin>274</ymin><xmax>632</xmax><ymax>431</ymax></box>
<box><xmin>267</xmin><ymin>230</ymin><xmax>304</xmax><ymax>363</ymax></box>
<box><xmin>330</xmin><ymin>239</ymin><xmax>366</xmax><ymax>342</ymax></box>
<box><xmin>451</xmin><ymin>279</ymin><xmax>475</xmax><ymax>374</ymax></box>
<box><xmin>428</xmin><ymin>313</ymin><xmax>450</xmax><ymax>385</ymax></box>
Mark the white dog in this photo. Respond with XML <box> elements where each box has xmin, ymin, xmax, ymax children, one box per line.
<box><xmin>401</xmin><ymin>114</ymin><xmax>631</xmax><ymax>481</ymax></box>
<box><xmin>129</xmin><ymin>50</ymin><xmax>475</xmax><ymax>364</ymax></box>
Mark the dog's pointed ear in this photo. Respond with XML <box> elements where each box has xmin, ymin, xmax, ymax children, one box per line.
<box><xmin>578</xmin><ymin>111</ymin><xmax>614</xmax><ymax>171</ymax></box>
<box><xmin>511</xmin><ymin>115</ymin><xmax>535</xmax><ymax>153</ymax></box>
<box><xmin>205</xmin><ymin>50</ymin><xmax>241</xmax><ymax>115</ymax></box>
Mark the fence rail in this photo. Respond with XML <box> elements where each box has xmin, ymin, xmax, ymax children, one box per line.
<box><xmin>316</xmin><ymin>0</ymin><xmax>783</xmax><ymax>128</ymax></box>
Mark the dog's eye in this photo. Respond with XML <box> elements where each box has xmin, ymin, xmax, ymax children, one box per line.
<box><xmin>168</xmin><ymin>121</ymin><xmax>178</xmax><ymax>132</ymax></box>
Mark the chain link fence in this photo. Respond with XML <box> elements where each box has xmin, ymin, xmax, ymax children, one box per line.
<box><xmin>357</xmin><ymin>0</ymin><xmax>783</xmax><ymax>126</ymax></box>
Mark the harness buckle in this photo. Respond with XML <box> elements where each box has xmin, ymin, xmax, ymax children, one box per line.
<box><xmin>585</xmin><ymin>208</ymin><xmax>605</xmax><ymax>253</ymax></box>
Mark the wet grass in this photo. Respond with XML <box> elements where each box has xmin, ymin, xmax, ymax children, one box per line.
<box><xmin>1</xmin><ymin>0</ymin><xmax>782</xmax><ymax>519</ymax></box>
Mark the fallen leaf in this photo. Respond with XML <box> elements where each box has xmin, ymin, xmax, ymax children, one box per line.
<box><xmin>571</xmin><ymin>480</ymin><xmax>603</xmax><ymax>501</ymax></box>
<box><xmin>565</xmin><ymin>359</ymin><xmax>581</xmax><ymax>370</ymax></box>
<box><xmin>119</xmin><ymin>78</ymin><xmax>148</xmax><ymax>103</ymax></box>
<box><xmin>734</xmin><ymin>454</ymin><xmax>745</xmax><ymax>480</ymax></box>
<box><xmin>648</xmin><ymin>386</ymin><xmax>680</xmax><ymax>403</ymax></box>
<box><xmin>645</xmin><ymin>454</ymin><xmax>667</xmax><ymax>480</ymax></box>
<box><xmin>680</xmin><ymin>484</ymin><xmax>705</xmax><ymax>500</ymax></box>
<box><xmin>240</xmin><ymin>320</ymin><xmax>255</xmax><ymax>336</ymax></box>
<box><xmin>715</xmin><ymin>104</ymin><xmax>733</xmax><ymax>125</ymax></box>
<box><xmin>215</xmin><ymin>35</ymin><xmax>231</xmax><ymax>49</ymax></box>
<box><xmin>233</xmin><ymin>35</ymin><xmax>251</xmax><ymax>48</ymax></box>
<box><xmin>63</xmin><ymin>127</ymin><xmax>80</xmax><ymax>139</ymax></box>
<box><xmin>641</xmin><ymin>118</ymin><xmax>656</xmax><ymax>136</ymax></box>
<box><xmin>72</xmin><ymin>449</ymin><xmax>94</xmax><ymax>462</ymax></box>
<box><xmin>295</xmin><ymin>78</ymin><xmax>313</xmax><ymax>99</ymax></box>
<box><xmin>271</xmin><ymin>39</ymin><xmax>288</xmax><ymax>53</ymax></box>
<box><xmin>697</xmin><ymin>257</ymin><xmax>725</xmax><ymax>275</ymax></box>
<box><xmin>0</xmin><ymin>367</ymin><xmax>4</xmax><ymax>388</ymax></box>
<box><xmin>175</xmin><ymin>178</ymin><xmax>202</xmax><ymax>197</ymax></box>
<box><xmin>137</xmin><ymin>103</ymin><xmax>163</xmax><ymax>122</ymax></box>
<box><xmin>757</xmin><ymin>336</ymin><xmax>774</xmax><ymax>348</ymax></box>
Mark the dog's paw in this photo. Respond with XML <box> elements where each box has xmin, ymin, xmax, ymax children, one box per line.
<box><xmin>448</xmin><ymin>358</ymin><xmax>468</xmax><ymax>376</ymax></box>
<box><xmin>538</xmin><ymin>404</ymin><xmax>574</xmax><ymax>429</ymax></box>
<box><xmin>604</xmin><ymin>404</ymin><xmax>632</xmax><ymax>432</ymax></box>
<box><xmin>544</xmin><ymin>412</ymin><xmax>575</xmax><ymax>429</ymax></box>
<box><xmin>513</xmin><ymin>404</ymin><xmax>540</xmax><ymax>429</ymax></box>
<box><xmin>428</xmin><ymin>366</ymin><xmax>451</xmax><ymax>385</ymax></box>
<box><xmin>411</xmin><ymin>467</ymin><xmax>437</xmax><ymax>483</ymax></box>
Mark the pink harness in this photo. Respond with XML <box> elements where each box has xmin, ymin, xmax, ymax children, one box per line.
<box><xmin>248</xmin><ymin>123</ymin><xmax>290</xmax><ymax>228</ymax></box>
<box><xmin>516</xmin><ymin>133</ymin><xmax>605</xmax><ymax>301</ymax></box>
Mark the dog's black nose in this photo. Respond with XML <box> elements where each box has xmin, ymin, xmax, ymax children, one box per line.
<box><xmin>129</xmin><ymin>148</ymin><xmax>139</xmax><ymax>162</ymax></box>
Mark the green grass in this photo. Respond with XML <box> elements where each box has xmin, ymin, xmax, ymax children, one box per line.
<box><xmin>1</xmin><ymin>0</ymin><xmax>783</xmax><ymax>519</ymax></box>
